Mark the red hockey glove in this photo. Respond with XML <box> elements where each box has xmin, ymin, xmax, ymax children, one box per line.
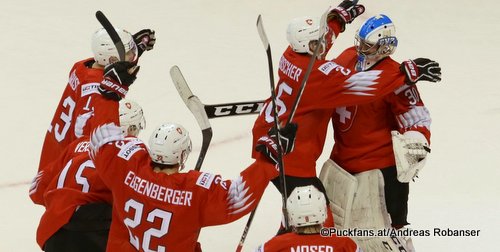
<box><xmin>256</xmin><ymin>123</ymin><xmax>298</xmax><ymax>164</ymax></box>
<box><xmin>133</xmin><ymin>29</ymin><xmax>156</xmax><ymax>57</ymax></box>
<box><xmin>400</xmin><ymin>58</ymin><xmax>441</xmax><ymax>85</ymax></box>
<box><xmin>328</xmin><ymin>0</ymin><xmax>365</xmax><ymax>32</ymax></box>
<box><xmin>100</xmin><ymin>61</ymin><xmax>140</xmax><ymax>99</ymax></box>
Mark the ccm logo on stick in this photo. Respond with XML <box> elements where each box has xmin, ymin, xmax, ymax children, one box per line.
<box><xmin>212</xmin><ymin>103</ymin><xmax>264</xmax><ymax>116</ymax></box>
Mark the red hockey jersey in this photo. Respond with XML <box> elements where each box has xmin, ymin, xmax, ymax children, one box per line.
<box><xmin>30</xmin><ymin>137</ymin><xmax>112</xmax><ymax>248</ymax></box>
<box><xmin>256</xmin><ymin>232</ymin><xmax>360</xmax><ymax>252</ymax></box>
<box><xmin>330</xmin><ymin>47</ymin><xmax>431</xmax><ymax>173</ymax></box>
<box><xmin>37</xmin><ymin>58</ymin><xmax>103</xmax><ymax>174</ymax></box>
<box><xmin>251</xmin><ymin>46</ymin><xmax>408</xmax><ymax>178</ymax></box>
<box><xmin>92</xmin><ymin>136</ymin><xmax>278</xmax><ymax>252</ymax></box>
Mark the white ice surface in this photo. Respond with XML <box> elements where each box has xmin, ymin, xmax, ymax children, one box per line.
<box><xmin>1</xmin><ymin>0</ymin><xmax>499</xmax><ymax>251</ymax></box>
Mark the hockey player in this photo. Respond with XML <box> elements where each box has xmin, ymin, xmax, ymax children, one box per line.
<box><xmin>88</xmin><ymin>121</ymin><xmax>296</xmax><ymax>252</ymax></box>
<box><xmin>37</xmin><ymin>26</ymin><xmax>155</xmax><ymax>178</ymax></box>
<box><xmin>319</xmin><ymin>14</ymin><xmax>431</xmax><ymax>251</ymax></box>
<box><xmin>29</xmin><ymin>99</ymin><xmax>146</xmax><ymax>252</ymax></box>
<box><xmin>251</xmin><ymin>1</ymin><xmax>441</xmax><ymax>230</ymax></box>
<box><xmin>255</xmin><ymin>185</ymin><xmax>361</xmax><ymax>252</ymax></box>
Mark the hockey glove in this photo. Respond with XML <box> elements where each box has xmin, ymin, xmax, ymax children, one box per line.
<box><xmin>391</xmin><ymin>131</ymin><xmax>431</xmax><ymax>182</ymax></box>
<box><xmin>133</xmin><ymin>29</ymin><xmax>156</xmax><ymax>57</ymax></box>
<box><xmin>400</xmin><ymin>58</ymin><xmax>441</xmax><ymax>85</ymax></box>
<box><xmin>256</xmin><ymin>123</ymin><xmax>298</xmax><ymax>164</ymax></box>
<box><xmin>328</xmin><ymin>0</ymin><xmax>365</xmax><ymax>32</ymax></box>
<box><xmin>100</xmin><ymin>61</ymin><xmax>140</xmax><ymax>99</ymax></box>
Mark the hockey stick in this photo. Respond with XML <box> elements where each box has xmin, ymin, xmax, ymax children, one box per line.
<box><xmin>170</xmin><ymin>66</ymin><xmax>213</xmax><ymax>171</ymax></box>
<box><xmin>95</xmin><ymin>11</ymin><xmax>125</xmax><ymax>61</ymax></box>
<box><xmin>256</xmin><ymin>14</ymin><xmax>289</xmax><ymax>228</ymax></box>
<box><xmin>286</xmin><ymin>9</ymin><xmax>329</xmax><ymax>125</ymax></box>
<box><xmin>234</xmin><ymin>15</ymin><xmax>289</xmax><ymax>252</ymax></box>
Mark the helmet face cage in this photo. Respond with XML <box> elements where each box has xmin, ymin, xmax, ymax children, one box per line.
<box><xmin>287</xmin><ymin>185</ymin><xmax>327</xmax><ymax>228</ymax></box>
<box><xmin>354</xmin><ymin>14</ymin><xmax>398</xmax><ymax>71</ymax></box>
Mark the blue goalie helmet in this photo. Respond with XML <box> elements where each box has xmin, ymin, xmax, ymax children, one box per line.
<box><xmin>355</xmin><ymin>14</ymin><xmax>398</xmax><ymax>71</ymax></box>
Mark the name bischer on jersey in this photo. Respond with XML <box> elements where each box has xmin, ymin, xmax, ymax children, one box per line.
<box><xmin>279</xmin><ymin>56</ymin><xmax>303</xmax><ymax>81</ymax></box>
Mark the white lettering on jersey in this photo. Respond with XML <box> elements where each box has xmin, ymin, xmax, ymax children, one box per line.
<box><xmin>74</xmin><ymin>141</ymin><xmax>90</xmax><ymax>153</ymax></box>
<box><xmin>81</xmin><ymin>83</ymin><xmax>100</xmax><ymax>97</ymax></box>
<box><xmin>318</xmin><ymin>61</ymin><xmax>351</xmax><ymax>76</ymax></box>
<box><xmin>118</xmin><ymin>141</ymin><xmax>143</xmax><ymax>161</ymax></box>
<box><xmin>124</xmin><ymin>171</ymin><xmax>193</xmax><ymax>206</ymax></box>
<box><xmin>343</xmin><ymin>70</ymin><xmax>382</xmax><ymax>96</ymax></box>
<box><xmin>68</xmin><ymin>70</ymin><xmax>80</xmax><ymax>91</ymax></box>
<box><xmin>291</xmin><ymin>245</ymin><xmax>334</xmax><ymax>252</ymax></box>
<box><xmin>196</xmin><ymin>172</ymin><xmax>215</xmax><ymax>189</ymax></box>
<box><xmin>279</xmin><ymin>56</ymin><xmax>303</xmax><ymax>82</ymax></box>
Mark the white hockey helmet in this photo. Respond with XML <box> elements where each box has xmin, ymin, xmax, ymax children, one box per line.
<box><xmin>355</xmin><ymin>14</ymin><xmax>398</xmax><ymax>71</ymax></box>
<box><xmin>287</xmin><ymin>185</ymin><xmax>327</xmax><ymax>228</ymax></box>
<box><xmin>148</xmin><ymin>123</ymin><xmax>192</xmax><ymax>170</ymax></box>
<box><xmin>287</xmin><ymin>16</ymin><xmax>322</xmax><ymax>54</ymax></box>
<box><xmin>119</xmin><ymin>99</ymin><xmax>145</xmax><ymax>137</ymax></box>
<box><xmin>91</xmin><ymin>28</ymin><xmax>138</xmax><ymax>66</ymax></box>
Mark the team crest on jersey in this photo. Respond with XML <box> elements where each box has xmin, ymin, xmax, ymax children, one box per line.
<box><xmin>81</xmin><ymin>83</ymin><xmax>100</xmax><ymax>97</ymax></box>
<box><xmin>334</xmin><ymin>106</ymin><xmax>357</xmax><ymax>132</ymax></box>
<box><xmin>196</xmin><ymin>172</ymin><xmax>215</xmax><ymax>189</ymax></box>
<box><xmin>118</xmin><ymin>141</ymin><xmax>143</xmax><ymax>160</ymax></box>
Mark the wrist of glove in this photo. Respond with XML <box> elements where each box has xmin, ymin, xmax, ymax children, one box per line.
<box><xmin>100</xmin><ymin>61</ymin><xmax>140</xmax><ymax>99</ymax></box>
<box><xmin>400</xmin><ymin>58</ymin><xmax>441</xmax><ymax>85</ymax></box>
<box><xmin>133</xmin><ymin>29</ymin><xmax>156</xmax><ymax>57</ymax></box>
<box><xmin>256</xmin><ymin>123</ymin><xmax>298</xmax><ymax>164</ymax></box>
<box><xmin>328</xmin><ymin>1</ymin><xmax>365</xmax><ymax>32</ymax></box>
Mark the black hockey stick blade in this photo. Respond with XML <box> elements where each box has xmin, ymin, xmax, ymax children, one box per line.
<box><xmin>204</xmin><ymin>100</ymin><xmax>264</xmax><ymax>119</ymax></box>
<box><xmin>95</xmin><ymin>11</ymin><xmax>125</xmax><ymax>62</ymax></box>
<box><xmin>170</xmin><ymin>66</ymin><xmax>213</xmax><ymax>171</ymax></box>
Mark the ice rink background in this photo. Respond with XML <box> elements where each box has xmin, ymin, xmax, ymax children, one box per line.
<box><xmin>1</xmin><ymin>0</ymin><xmax>499</xmax><ymax>251</ymax></box>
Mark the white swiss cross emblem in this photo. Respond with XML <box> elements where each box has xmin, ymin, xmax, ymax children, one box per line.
<box><xmin>335</xmin><ymin>106</ymin><xmax>357</xmax><ymax>132</ymax></box>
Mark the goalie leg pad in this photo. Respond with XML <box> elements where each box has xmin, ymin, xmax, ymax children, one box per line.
<box><xmin>351</xmin><ymin>169</ymin><xmax>392</xmax><ymax>230</ymax></box>
<box><xmin>319</xmin><ymin>159</ymin><xmax>358</xmax><ymax>229</ymax></box>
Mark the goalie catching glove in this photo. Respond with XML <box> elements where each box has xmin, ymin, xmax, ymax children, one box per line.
<box><xmin>391</xmin><ymin>131</ymin><xmax>430</xmax><ymax>183</ymax></box>
<box><xmin>256</xmin><ymin>123</ymin><xmax>298</xmax><ymax>165</ymax></box>
<box><xmin>400</xmin><ymin>58</ymin><xmax>442</xmax><ymax>85</ymax></box>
